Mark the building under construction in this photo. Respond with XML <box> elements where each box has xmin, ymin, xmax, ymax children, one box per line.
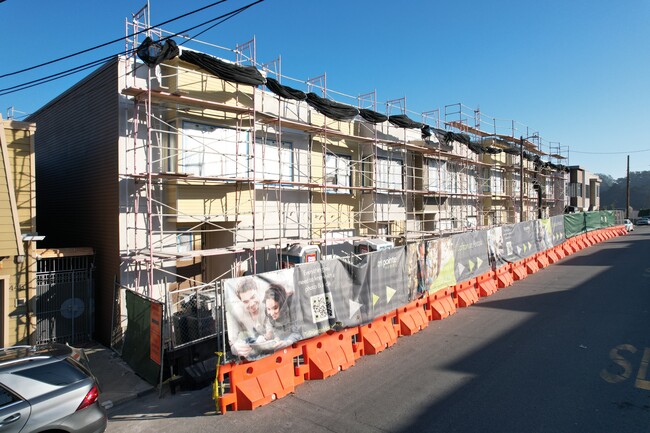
<box><xmin>28</xmin><ymin>11</ymin><xmax>571</xmax><ymax>370</ymax></box>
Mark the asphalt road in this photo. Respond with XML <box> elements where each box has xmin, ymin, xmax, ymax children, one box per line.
<box><xmin>106</xmin><ymin>228</ymin><xmax>650</xmax><ymax>433</ymax></box>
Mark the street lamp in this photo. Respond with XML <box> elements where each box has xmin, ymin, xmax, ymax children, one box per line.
<box><xmin>519</xmin><ymin>134</ymin><xmax>538</xmax><ymax>222</ymax></box>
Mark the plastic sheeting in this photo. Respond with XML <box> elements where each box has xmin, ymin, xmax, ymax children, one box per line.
<box><xmin>388</xmin><ymin>114</ymin><xmax>422</xmax><ymax>129</ymax></box>
<box><xmin>359</xmin><ymin>108</ymin><xmax>388</xmax><ymax>124</ymax></box>
<box><xmin>179</xmin><ymin>50</ymin><xmax>266</xmax><ymax>86</ymax></box>
<box><xmin>305</xmin><ymin>93</ymin><xmax>359</xmax><ymax>121</ymax></box>
<box><xmin>265</xmin><ymin>77</ymin><xmax>307</xmax><ymax>101</ymax></box>
<box><xmin>136</xmin><ymin>37</ymin><xmax>179</xmax><ymax>67</ymax></box>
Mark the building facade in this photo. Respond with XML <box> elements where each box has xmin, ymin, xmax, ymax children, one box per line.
<box><xmin>0</xmin><ymin>116</ymin><xmax>37</xmax><ymax>346</ymax></box>
<box><xmin>29</xmin><ymin>35</ymin><xmax>569</xmax><ymax>347</ymax></box>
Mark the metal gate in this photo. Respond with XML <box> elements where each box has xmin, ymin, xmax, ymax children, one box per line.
<box><xmin>35</xmin><ymin>255</ymin><xmax>95</xmax><ymax>344</ymax></box>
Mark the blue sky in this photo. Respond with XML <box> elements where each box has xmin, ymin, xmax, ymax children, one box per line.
<box><xmin>1</xmin><ymin>0</ymin><xmax>648</xmax><ymax>179</ymax></box>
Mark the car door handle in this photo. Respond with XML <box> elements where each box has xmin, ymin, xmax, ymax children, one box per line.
<box><xmin>0</xmin><ymin>413</ymin><xmax>21</xmax><ymax>425</ymax></box>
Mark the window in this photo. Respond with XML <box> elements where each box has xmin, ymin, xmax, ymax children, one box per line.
<box><xmin>177</xmin><ymin>232</ymin><xmax>193</xmax><ymax>253</ymax></box>
<box><xmin>325</xmin><ymin>153</ymin><xmax>352</xmax><ymax>193</ymax></box>
<box><xmin>376</xmin><ymin>157</ymin><xmax>403</xmax><ymax>191</ymax></box>
<box><xmin>467</xmin><ymin>167</ymin><xmax>478</xmax><ymax>194</ymax></box>
<box><xmin>491</xmin><ymin>169</ymin><xmax>505</xmax><ymax>195</ymax></box>
<box><xmin>0</xmin><ymin>386</ymin><xmax>19</xmax><ymax>407</ymax></box>
<box><xmin>255</xmin><ymin>137</ymin><xmax>294</xmax><ymax>183</ymax></box>
<box><xmin>513</xmin><ymin>172</ymin><xmax>521</xmax><ymax>194</ymax></box>
<box><xmin>181</xmin><ymin>122</ymin><xmax>249</xmax><ymax>177</ymax></box>
<box><xmin>428</xmin><ymin>159</ymin><xmax>447</xmax><ymax>192</ymax></box>
<box><xmin>13</xmin><ymin>360</ymin><xmax>86</xmax><ymax>385</ymax></box>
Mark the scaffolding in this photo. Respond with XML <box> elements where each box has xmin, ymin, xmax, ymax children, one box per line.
<box><xmin>117</xmin><ymin>8</ymin><xmax>569</xmax><ymax>353</ymax></box>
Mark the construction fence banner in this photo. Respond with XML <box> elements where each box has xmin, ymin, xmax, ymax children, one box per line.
<box><xmin>222</xmin><ymin>217</ymin><xmax>579</xmax><ymax>361</ymax></box>
<box><xmin>451</xmin><ymin>230</ymin><xmax>490</xmax><ymax>283</ymax></box>
<box><xmin>564</xmin><ymin>210</ymin><xmax>614</xmax><ymax>238</ymax></box>
<box><xmin>121</xmin><ymin>290</ymin><xmax>161</xmax><ymax>385</ymax></box>
<box><xmin>550</xmin><ymin>215</ymin><xmax>566</xmax><ymax>246</ymax></box>
<box><xmin>426</xmin><ymin>237</ymin><xmax>457</xmax><ymax>294</ymax></box>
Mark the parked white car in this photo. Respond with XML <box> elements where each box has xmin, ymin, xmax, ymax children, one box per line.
<box><xmin>624</xmin><ymin>219</ymin><xmax>634</xmax><ymax>231</ymax></box>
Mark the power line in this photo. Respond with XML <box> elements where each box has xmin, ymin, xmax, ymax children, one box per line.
<box><xmin>0</xmin><ymin>0</ymin><xmax>265</xmax><ymax>97</ymax></box>
<box><xmin>571</xmin><ymin>149</ymin><xmax>650</xmax><ymax>155</ymax></box>
<box><xmin>0</xmin><ymin>0</ymin><xmax>230</xmax><ymax>79</ymax></box>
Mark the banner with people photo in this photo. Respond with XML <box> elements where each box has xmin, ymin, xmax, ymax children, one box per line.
<box><xmin>224</xmin><ymin>268</ymin><xmax>300</xmax><ymax>361</ymax></box>
<box><xmin>426</xmin><ymin>237</ymin><xmax>457</xmax><ymax>294</ymax></box>
<box><xmin>406</xmin><ymin>242</ymin><xmax>427</xmax><ymax>301</ymax></box>
<box><xmin>534</xmin><ymin>218</ymin><xmax>554</xmax><ymax>252</ymax></box>
<box><xmin>451</xmin><ymin>230</ymin><xmax>490</xmax><ymax>283</ymax></box>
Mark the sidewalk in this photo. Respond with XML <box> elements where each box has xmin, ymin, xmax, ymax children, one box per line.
<box><xmin>80</xmin><ymin>342</ymin><xmax>155</xmax><ymax>411</ymax></box>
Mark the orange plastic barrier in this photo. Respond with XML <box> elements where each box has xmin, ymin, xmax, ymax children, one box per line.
<box><xmin>525</xmin><ymin>256</ymin><xmax>539</xmax><ymax>275</ymax></box>
<box><xmin>397</xmin><ymin>298</ymin><xmax>430</xmax><ymax>336</ymax></box>
<box><xmin>428</xmin><ymin>288</ymin><xmax>457</xmax><ymax>320</ymax></box>
<box><xmin>476</xmin><ymin>271</ymin><xmax>498</xmax><ymax>297</ymax></box>
<box><xmin>296</xmin><ymin>328</ymin><xmax>356</xmax><ymax>381</ymax></box>
<box><xmin>536</xmin><ymin>252</ymin><xmax>550</xmax><ymax>269</ymax></box>
<box><xmin>511</xmin><ymin>260</ymin><xmax>528</xmax><ymax>281</ymax></box>
<box><xmin>546</xmin><ymin>248</ymin><xmax>560</xmax><ymax>264</ymax></box>
<box><xmin>217</xmin><ymin>346</ymin><xmax>302</xmax><ymax>413</ymax></box>
<box><xmin>454</xmin><ymin>278</ymin><xmax>479</xmax><ymax>308</ymax></box>
<box><xmin>495</xmin><ymin>264</ymin><xmax>514</xmax><ymax>288</ymax></box>
<box><xmin>562</xmin><ymin>242</ymin><xmax>574</xmax><ymax>256</ymax></box>
<box><xmin>355</xmin><ymin>312</ymin><xmax>398</xmax><ymax>357</ymax></box>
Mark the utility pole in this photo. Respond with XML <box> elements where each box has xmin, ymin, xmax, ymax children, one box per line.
<box><xmin>626</xmin><ymin>155</ymin><xmax>630</xmax><ymax>219</ymax></box>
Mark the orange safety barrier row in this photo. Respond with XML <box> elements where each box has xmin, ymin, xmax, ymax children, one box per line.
<box><xmin>428</xmin><ymin>288</ymin><xmax>457</xmax><ymax>320</ymax></box>
<box><xmin>354</xmin><ymin>312</ymin><xmax>399</xmax><ymax>357</ymax></box>
<box><xmin>296</xmin><ymin>328</ymin><xmax>357</xmax><ymax>381</ymax></box>
<box><xmin>217</xmin><ymin>345</ymin><xmax>302</xmax><ymax>413</ymax></box>
<box><xmin>476</xmin><ymin>271</ymin><xmax>498</xmax><ymax>297</ymax></box>
<box><xmin>396</xmin><ymin>298</ymin><xmax>430</xmax><ymax>336</ymax></box>
<box><xmin>454</xmin><ymin>278</ymin><xmax>479</xmax><ymax>308</ymax></box>
<box><xmin>216</xmin><ymin>225</ymin><xmax>629</xmax><ymax>412</ymax></box>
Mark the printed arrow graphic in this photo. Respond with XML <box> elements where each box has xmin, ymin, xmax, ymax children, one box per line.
<box><xmin>349</xmin><ymin>299</ymin><xmax>363</xmax><ymax>318</ymax></box>
<box><xmin>386</xmin><ymin>286</ymin><xmax>396</xmax><ymax>303</ymax></box>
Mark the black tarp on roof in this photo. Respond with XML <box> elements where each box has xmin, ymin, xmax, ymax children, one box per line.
<box><xmin>388</xmin><ymin>114</ymin><xmax>422</xmax><ymax>129</ymax></box>
<box><xmin>502</xmin><ymin>145</ymin><xmax>521</xmax><ymax>156</ymax></box>
<box><xmin>305</xmin><ymin>93</ymin><xmax>359</xmax><ymax>121</ymax></box>
<box><xmin>265</xmin><ymin>77</ymin><xmax>307</xmax><ymax>101</ymax></box>
<box><xmin>359</xmin><ymin>108</ymin><xmax>388</xmax><ymax>124</ymax></box>
<box><xmin>137</xmin><ymin>37</ymin><xmax>179</xmax><ymax>67</ymax></box>
<box><xmin>179</xmin><ymin>50</ymin><xmax>266</xmax><ymax>86</ymax></box>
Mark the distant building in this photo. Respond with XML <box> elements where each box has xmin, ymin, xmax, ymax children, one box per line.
<box><xmin>568</xmin><ymin>166</ymin><xmax>601</xmax><ymax>212</ymax></box>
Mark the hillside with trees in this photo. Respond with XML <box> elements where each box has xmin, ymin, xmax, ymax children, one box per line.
<box><xmin>597</xmin><ymin>171</ymin><xmax>650</xmax><ymax>211</ymax></box>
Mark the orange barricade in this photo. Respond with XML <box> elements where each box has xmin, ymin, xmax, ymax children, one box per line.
<box><xmin>495</xmin><ymin>264</ymin><xmax>514</xmax><ymax>288</ymax></box>
<box><xmin>296</xmin><ymin>328</ymin><xmax>356</xmax><ymax>381</ymax></box>
<box><xmin>536</xmin><ymin>252</ymin><xmax>550</xmax><ymax>269</ymax></box>
<box><xmin>562</xmin><ymin>241</ymin><xmax>574</xmax><ymax>256</ymax></box>
<box><xmin>525</xmin><ymin>256</ymin><xmax>539</xmax><ymax>275</ymax></box>
<box><xmin>428</xmin><ymin>288</ymin><xmax>457</xmax><ymax>320</ymax></box>
<box><xmin>396</xmin><ymin>298</ymin><xmax>429</xmax><ymax>336</ymax></box>
<box><xmin>546</xmin><ymin>247</ymin><xmax>560</xmax><ymax>264</ymax></box>
<box><xmin>217</xmin><ymin>345</ymin><xmax>302</xmax><ymax>413</ymax></box>
<box><xmin>476</xmin><ymin>271</ymin><xmax>498</xmax><ymax>297</ymax></box>
<box><xmin>511</xmin><ymin>260</ymin><xmax>527</xmax><ymax>281</ymax></box>
<box><xmin>454</xmin><ymin>278</ymin><xmax>479</xmax><ymax>308</ymax></box>
<box><xmin>354</xmin><ymin>312</ymin><xmax>398</xmax><ymax>357</ymax></box>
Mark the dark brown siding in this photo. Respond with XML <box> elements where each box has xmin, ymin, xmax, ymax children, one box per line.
<box><xmin>29</xmin><ymin>59</ymin><xmax>119</xmax><ymax>345</ymax></box>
